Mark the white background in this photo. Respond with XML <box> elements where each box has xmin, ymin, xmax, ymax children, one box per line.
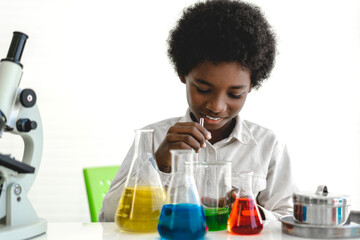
<box><xmin>0</xmin><ymin>0</ymin><xmax>359</xmax><ymax>222</ymax></box>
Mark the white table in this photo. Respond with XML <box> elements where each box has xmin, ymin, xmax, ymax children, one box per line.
<box><xmin>31</xmin><ymin>220</ymin><xmax>360</xmax><ymax>240</ymax></box>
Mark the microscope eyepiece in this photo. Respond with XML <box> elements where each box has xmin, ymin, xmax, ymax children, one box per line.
<box><xmin>1</xmin><ymin>31</ymin><xmax>28</xmax><ymax>67</ymax></box>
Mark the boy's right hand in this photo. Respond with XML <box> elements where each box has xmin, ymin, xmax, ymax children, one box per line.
<box><xmin>155</xmin><ymin>122</ymin><xmax>211</xmax><ymax>173</ymax></box>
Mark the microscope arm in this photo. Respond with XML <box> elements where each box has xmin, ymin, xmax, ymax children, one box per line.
<box><xmin>11</xmin><ymin>103</ymin><xmax>43</xmax><ymax>194</ymax></box>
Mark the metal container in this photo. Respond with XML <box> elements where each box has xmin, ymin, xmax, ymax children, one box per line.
<box><xmin>293</xmin><ymin>185</ymin><xmax>351</xmax><ymax>225</ymax></box>
<box><xmin>280</xmin><ymin>211</ymin><xmax>360</xmax><ymax>239</ymax></box>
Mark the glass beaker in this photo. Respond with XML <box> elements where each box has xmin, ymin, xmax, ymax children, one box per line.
<box><xmin>115</xmin><ymin>129</ymin><xmax>166</xmax><ymax>232</ymax></box>
<box><xmin>157</xmin><ymin>149</ymin><xmax>207</xmax><ymax>239</ymax></box>
<box><xmin>227</xmin><ymin>171</ymin><xmax>263</xmax><ymax>235</ymax></box>
<box><xmin>195</xmin><ymin>161</ymin><xmax>231</xmax><ymax>231</ymax></box>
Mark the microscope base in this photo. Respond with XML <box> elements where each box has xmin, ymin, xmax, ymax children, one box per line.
<box><xmin>0</xmin><ymin>218</ymin><xmax>47</xmax><ymax>240</ymax></box>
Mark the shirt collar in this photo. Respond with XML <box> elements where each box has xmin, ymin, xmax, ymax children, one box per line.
<box><xmin>181</xmin><ymin>109</ymin><xmax>193</xmax><ymax>122</ymax></box>
<box><xmin>181</xmin><ymin>109</ymin><xmax>257</xmax><ymax>145</ymax></box>
<box><xmin>231</xmin><ymin>115</ymin><xmax>257</xmax><ymax>145</ymax></box>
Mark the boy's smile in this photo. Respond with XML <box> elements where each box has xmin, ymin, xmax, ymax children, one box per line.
<box><xmin>181</xmin><ymin>61</ymin><xmax>252</xmax><ymax>143</ymax></box>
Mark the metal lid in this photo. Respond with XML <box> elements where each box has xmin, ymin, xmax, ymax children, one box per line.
<box><xmin>293</xmin><ymin>185</ymin><xmax>351</xmax><ymax>206</ymax></box>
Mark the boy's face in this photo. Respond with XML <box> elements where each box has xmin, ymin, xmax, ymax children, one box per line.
<box><xmin>181</xmin><ymin>61</ymin><xmax>252</xmax><ymax>132</ymax></box>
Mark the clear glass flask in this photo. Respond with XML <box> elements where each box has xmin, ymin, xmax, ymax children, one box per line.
<box><xmin>115</xmin><ymin>129</ymin><xmax>166</xmax><ymax>232</ymax></box>
<box><xmin>227</xmin><ymin>171</ymin><xmax>263</xmax><ymax>235</ymax></box>
<box><xmin>195</xmin><ymin>161</ymin><xmax>231</xmax><ymax>231</ymax></box>
<box><xmin>157</xmin><ymin>149</ymin><xmax>207</xmax><ymax>239</ymax></box>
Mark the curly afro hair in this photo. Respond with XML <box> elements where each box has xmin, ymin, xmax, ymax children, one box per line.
<box><xmin>167</xmin><ymin>0</ymin><xmax>276</xmax><ymax>89</ymax></box>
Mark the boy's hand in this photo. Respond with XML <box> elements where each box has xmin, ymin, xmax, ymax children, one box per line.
<box><xmin>155</xmin><ymin>122</ymin><xmax>211</xmax><ymax>173</ymax></box>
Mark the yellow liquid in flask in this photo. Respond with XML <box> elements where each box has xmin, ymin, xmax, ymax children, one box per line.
<box><xmin>116</xmin><ymin>186</ymin><xmax>166</xmax><ymax>232</ymax></box>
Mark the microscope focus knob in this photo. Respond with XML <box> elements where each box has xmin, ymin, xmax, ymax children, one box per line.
<box><xmin>20</xmin><ymin>88</ymin><xmax>37</xmax><ymax>108</ymax></box>
<box><xmin>16</xmin><ymin>118</ymin><xmax>37</xmax><ymax>132</ymax></box>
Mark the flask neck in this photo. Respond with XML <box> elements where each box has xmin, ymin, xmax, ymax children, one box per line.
<box><xmin>124</xmin><ymin>129</ymin><xmax>161</xmax><ymax>188</ymax></box>
<box><xmin>134</xmin><ymin>129</ymin><xmax>154</xmax><ymax>155</ymax></box>
<box><xmin>168</xmin><ymin>149</ymin><xmax>200</xmax><ymax>205</ymax></box>
<box><xmin>237</xmin><ymin>172</ymin><xmax>254</xmax><ymax>198</ymax></box>
<box><xmin>171</xmin><ymin>150</ymin><xmax>194</xmax><ymax>176</ymax></box>
<box><xmin>174</xmin><ymin>162</ymin><xmax>194</xmax><ymax>179</ymax></box>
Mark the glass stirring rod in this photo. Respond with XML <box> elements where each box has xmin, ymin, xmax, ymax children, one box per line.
<box><xmin>199</xmin><ymin>118</ymin><xmax>217</xmax><ymax>162</ymax></box>
<box><xmin>195</xmin><ymin>118</ymin><xmax>205</xmax><ymax>162</ymax></box>
<box><xmin>200</xmin><ymin>117</ymin><xmax>204</xmax><ymax>128</ymax></box>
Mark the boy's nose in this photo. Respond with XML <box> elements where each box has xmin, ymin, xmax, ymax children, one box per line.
<box><xmin>206</xmin><ymin>95</ymin><xmax>226</xmax><ymax>114</ymax></box>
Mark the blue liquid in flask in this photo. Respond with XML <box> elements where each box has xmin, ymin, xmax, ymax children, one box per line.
<box><xmin>158</xmin><ymin>203</ymin><xmax>207</xmax><ymax>240</ymax></box>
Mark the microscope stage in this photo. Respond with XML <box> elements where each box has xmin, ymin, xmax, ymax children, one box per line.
<box><xmin>0</xmin><ymin>153</ymin><xmax>35</xmax><ymax>173</ymax></box>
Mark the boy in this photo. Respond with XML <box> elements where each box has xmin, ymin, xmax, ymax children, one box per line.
<box><xmin>99</xmin><ymin>0</ymin><xmax>296</xmax><ymax>222</ymax></box>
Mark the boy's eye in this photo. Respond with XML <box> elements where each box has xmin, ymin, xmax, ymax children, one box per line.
<box><xmin>195</xmin><ymin>86</ymin><xmax>211</xmax><ymax>94</ymax></box>
<box><xmin>228</xmin><ymin>93</ymin><xmax>242</xmax><ymax>99</ymax></box>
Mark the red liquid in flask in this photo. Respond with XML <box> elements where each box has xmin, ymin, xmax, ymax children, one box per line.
<box><xmin>227</xmin><ymin>198</ymin><xmax>263</xmax><ymax>235</ymax></box>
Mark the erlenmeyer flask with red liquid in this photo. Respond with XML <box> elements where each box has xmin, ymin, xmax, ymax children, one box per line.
<box><xmin>227</xmin><ymin>171</ymin><xmax>263</xmax><ymax>235</ymax></box>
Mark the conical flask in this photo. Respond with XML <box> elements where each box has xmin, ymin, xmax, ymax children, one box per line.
<box><xmin>157</xmin><ymin>149</ymin><xmax>207</xmax><ymax>239</ymax></box>
<box><xmin>227</xmin><ymin>171</ymin><xmax>263</xmax><ymax>235</ymax></box>
<box><xmin>115</xmin><ymin>129</ymin><xmax>166</xmax><ymax>232</ymax></box>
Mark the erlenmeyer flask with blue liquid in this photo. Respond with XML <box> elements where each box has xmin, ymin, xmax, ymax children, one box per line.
<box><xmin>157</xmin><ymin>149</ymin><xmax>207</xmax><ymax>239</ymax></box>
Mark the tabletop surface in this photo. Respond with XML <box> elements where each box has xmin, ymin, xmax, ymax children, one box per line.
<box><xmin>31</xmin><ymin>220</ymin><xmax>360</xmax><ymax>240</ymax></box>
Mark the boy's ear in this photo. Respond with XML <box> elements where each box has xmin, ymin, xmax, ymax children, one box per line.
<box><xmin>180</xmin><ymin>76</ymin><xmax>186</xmax><ymax>84</ymax></box>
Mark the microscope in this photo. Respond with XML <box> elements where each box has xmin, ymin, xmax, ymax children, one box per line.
<box><xmin>0</xmin><ymin>32</ymin><xmax>47</xmax><ymax>239</ymax></box>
